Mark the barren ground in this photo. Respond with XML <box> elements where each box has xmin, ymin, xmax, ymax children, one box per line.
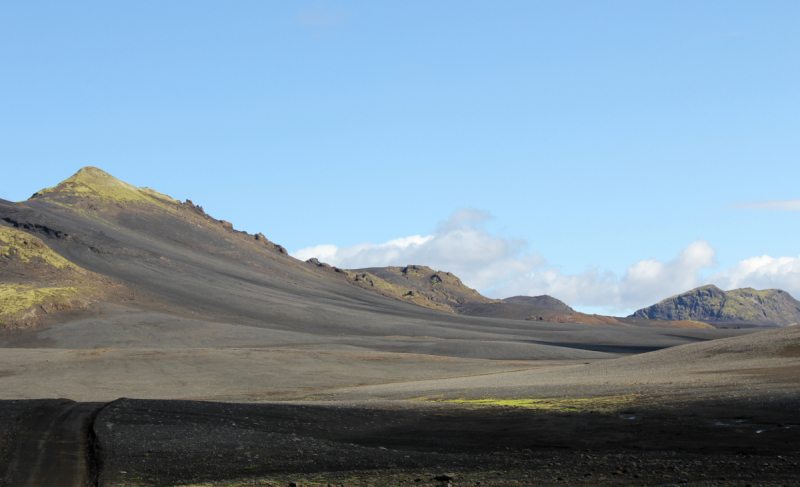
<box><xmin>1</xmin><ymin>328</ymin><xmax>798</xmax><ymax>487</ymax></box>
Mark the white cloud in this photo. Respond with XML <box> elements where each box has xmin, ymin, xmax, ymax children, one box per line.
<box><xmin>621</xmin><ymin>240</ymin><xmax>716</xmax><ymax>306</ymax></box>
<box><xmin>293</xmin><ymin>211</ymin><xmax>800</xmax><ymax>316</ymax></box>
<box><xmin>496</xmin><ymin>242</ymin><xmax>800</xmax><ymax>315</ymax></box>
<box><xmin>292</xmin><ymin>244</ymin><xmax>341</xmax><ymax>263</ymax></box>
<box><xmin>495</xmin><ymin>240</ymin><xmax>716</xmax><ymax>315</ymax></box>
<box><xmin>291</xmin><ymin>209</ymin><xmax>545</xmax><ymax>290</ymax></box>
<box><xmin>292</xmin><ymin>236</ymin><xmax>432</xmax><ymax>267</ymax></box>
<box><xmin>730</xmin><ymin>199</ymin><xmax>800</xmax><ymax>211</ymax></box>
<box><xmin>709</xmin><ymin>255</ymin><xmax>800</xmax><ymax>297</ymax></box>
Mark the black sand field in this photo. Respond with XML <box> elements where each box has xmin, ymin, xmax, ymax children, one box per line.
<box><xmin>1</xmin><ymin>327</ymin><xmax>798</xmax><ymax>486</ymax></box>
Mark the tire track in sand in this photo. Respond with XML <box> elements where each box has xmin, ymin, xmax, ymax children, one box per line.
<box><xmin>1</xmin><ymin>399</ymin><xmax>107</xmax><ymax>487</ymax></box>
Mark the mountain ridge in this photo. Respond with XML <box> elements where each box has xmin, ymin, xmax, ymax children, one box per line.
<box><xmin>630</xmin><ymin>284</ymin><xmax>800</xmax><ymax>326</ymax></box>
<box><xmin>0</xmin><ymin>167</ymin><xmax>760</xmax><ymax>336</ymax></box>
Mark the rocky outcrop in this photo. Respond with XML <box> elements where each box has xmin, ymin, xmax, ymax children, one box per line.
<box><xmin>630</xmin><ymin>285</ymin><xmax>800</xmax><ymax>326</ymax></box>
<box><xmin>305</xmin><ymin>261</ymin><xmax>453</xmax><ymax>313</ymax></box>
<box><xmin>351</xmin><ymin>265</ymin><xmax>495</xmax><ymax>312</ymax></box>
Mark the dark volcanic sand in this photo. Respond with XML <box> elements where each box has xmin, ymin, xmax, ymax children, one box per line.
<box><xmin>91</xmin><ymin>393</ymin><xmax>799</xmax><ymax>486</ymax></box>
<box><xmin>0</xmin><ymin>328</ymin><xmax>797</xmax><ymax>486</ymax></box>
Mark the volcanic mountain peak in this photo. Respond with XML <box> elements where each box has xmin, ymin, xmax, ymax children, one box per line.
<box><xmin>630</xmin><ymin>284</ymin><xmax>800</xmax><ymax>326</ymax></box>
<box><xmin>31</xmin><ymin>166</ymin><xmax>179</xmax><ymax>207</ymax></box>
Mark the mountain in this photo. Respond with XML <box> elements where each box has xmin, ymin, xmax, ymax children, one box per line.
<box><xmin>302</xmin><ymin>261</ymin><xmax>581</xmax><ymax>321</ymax></box>
<box><xmin>342</xmin><ymin>265</ymin><xmax>588</xmax><ymax>321</ymax></box>
<box><xmin>630</xmin><ymin>284</ymin><xmax>800</xmax><ymax>326</ymax></box>
<box><xmin>303</xmin><ymin>262</ymin><xmax>461</xmax><ymax>314</ymax></box>
<box><xmin>0</xmin><ymin>166</ymin><xmax>745</xmax><ymax>361</ymax></box>
<box><xmin>2</xmin><ymin>167</ymin><xmax>442</xmax><ymax>340</ymax></box>
<box><xmin>503</xmin><ymin>295</ymin><xmax>573</xmax><ymax>313</ymax></box>
<box><xmin>330</xmin><ymin>265</ymin><xmax>709</xmax><ymax>327</ymax></box>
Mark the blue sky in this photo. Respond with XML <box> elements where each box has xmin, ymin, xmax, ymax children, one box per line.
<box><xmin>2</xmin><ymin>1</ymin><xmax>799</xmax><ymax>314</ymax></box>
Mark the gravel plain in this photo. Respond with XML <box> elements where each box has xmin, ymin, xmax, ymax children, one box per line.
<box><xmin>76</xmin><ymin>327</ymin><xmax>800</xmax><ymax>487</ymax></box>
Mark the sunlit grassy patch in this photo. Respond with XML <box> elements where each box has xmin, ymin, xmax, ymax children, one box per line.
<box><xmin>0</xmin><ymin>227</ymin><xmax>77</xmax><ymax>268</ymax></box>
<box><xmin>433</xmin><ymin>394</ymin><xmax>640</xmax><ymax>413</ymax></box>
<box><xmin>0</xmin><ymin>284</ymin><xmax>82</xmax><ymax>316</ymax></box>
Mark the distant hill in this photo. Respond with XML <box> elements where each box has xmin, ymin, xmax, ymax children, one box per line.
<box><xmin>503</xmin><ymin>295</ymin><xmax>573</xmax><ymax>313</ymax></box>
<box><xmin>344</xmin><ymin>265</ymin><xmax>578</xmax><ymax>320</ymax></box>
<box><xmin>335</xmin><ymin>265</ymin><xmax>710</xmax><ymax>327</ymax></box>
<box><xmin>630</xmin><ymin>284</ymin><xmax>800</xmax><ymax>327</ymax></box>
<box><xmin>339</xmin><ymin>264</ymin><xmax>494</xmax><ymax>313</ymax></box>
<box><xmin>304</xmin><ymin>262</ymin><xmax>458</xmax><ymax>313</ymax></box>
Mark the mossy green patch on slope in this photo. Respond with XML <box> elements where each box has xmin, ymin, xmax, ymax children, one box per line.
<box><xmin>354</xmin><ymin>272</ymin><xmax>398</xmax><ymax>292</ymax></box>
<box><xmin>719</xmin><ymin>288</ymin><xmax>791</xmax><ymax>323</ymax></box>
<box><xmin>436</xmin><ymin>395</ymin><xmax>640</xmax><ymax>413</ymax></box>
<box><xmin>0</xmin><ymin>226</ymin><xmax>116</xmax><ymax>327</ymax></box>
<box><xmin>0</xmin><ymin>284</ymin><xmax>83</xmax><ymax>317</ymax></box>
<box><xmin>360</xmin><ymin>265</ymin><xmax>492</xmax><ymax>312</ymax></box>
<box><xmin>0</xmin><ymin>226</ymin><xmax>76</xmax><ymax>268</ymax></box>
<box><xmin>351</xmin><ymin>271</ymin><xmax>453</xmax><ymax>313</ymax></box>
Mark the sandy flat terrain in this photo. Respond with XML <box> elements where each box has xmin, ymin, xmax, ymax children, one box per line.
<box><xmin>310</xmin><ymin>326</ymin><xmax>800</xmax><ymax>404</ymax></box>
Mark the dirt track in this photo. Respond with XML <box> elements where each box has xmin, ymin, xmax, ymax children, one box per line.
<box><xmin>0</xmin><ymin>399</ymin><xmax>105</xmax><ymax>487</ymax></box>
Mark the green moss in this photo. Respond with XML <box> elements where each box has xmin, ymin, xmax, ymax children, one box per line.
<box><xmin>717</xmin><ymin>288</ymin><xmax>780</xmax><ymax>322</ymax></box>
<box><xmin>0</xmin><ymin>284</ymin><xmax>82</xmax><ymax>316</ymax></box>
<box><xmin>401</xmin><ymin>265</ymin><xmax>431</xmax><ymax>277</ymax></box>
<box><xmin>138</xmin><ymin>186</ymin><xmax>180</xmax><ymax>204</ymax></box>
<box><xmin>355</xmin><ymin>272</ymin><xmax>399</xmax><ymax>292</ymax></box>
<box><xmin>0</xmin><ymin>227</ymin><xmax>76</xmax><ymax>268</ymax></box>
<box><xmin>436</xmin><ymin>394</ymin><xmax>639</xmax><ymax>413</ymax></box>
<box><xmin>31</xmin><ymin>166</ymin><xmax>179</xmax><ymax>210</ymax></box>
